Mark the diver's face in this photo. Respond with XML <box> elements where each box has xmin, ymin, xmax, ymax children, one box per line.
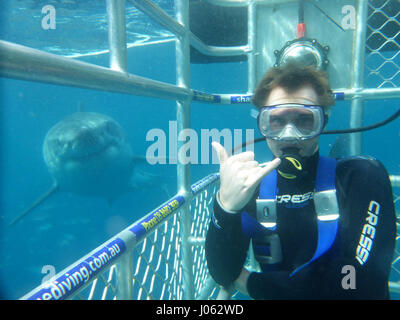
<box><xmin>264</xmin><ymin>86</ymin><xmax>321</xmax><ymax>158</ymax></box>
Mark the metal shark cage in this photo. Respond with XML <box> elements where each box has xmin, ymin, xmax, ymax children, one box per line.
<box><xmin>0</xmin><ymin>0</ymin><xmax>400</xmax><ymax>300</ymax></box>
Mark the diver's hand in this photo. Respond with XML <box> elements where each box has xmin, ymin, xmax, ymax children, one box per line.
<box><xmin>212</xmin><ymin>141</ymin><xmax>281</xmax><ymax>212</ymax></box>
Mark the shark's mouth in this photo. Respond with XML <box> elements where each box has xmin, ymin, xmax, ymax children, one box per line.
<box><xmin>44</xmin><ymin>114</ymin><xmax>128</xmax><ymax>170</ymax></box>
<box><xmin>63</xmin><ymin>138</ymin><xmax>119</xmax><ymax>161</ymax></box>
<box><xmin>67</xmin><ymin>143</ymin><xmax>112</xmax><ymax>161</ymax></box>
<box><xmin>65</xmin><ymin>121</ymin><xmax>125</xmax><ymax>160</ymax></box>
<box><xmin>51</xmin><ymin>130</ymin><xmax>120</xmax><ymax>163</ymax></box>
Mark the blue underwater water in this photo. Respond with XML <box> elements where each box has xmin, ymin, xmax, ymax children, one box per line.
<box><xmin>0</xmin><ymin>0</ymin><xmax>399</xmax><ymax>300</ymax></box>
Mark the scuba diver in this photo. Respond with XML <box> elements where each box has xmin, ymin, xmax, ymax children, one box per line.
<box><xmin>205</xmin><ymin>63</ymin><xmax>397</xmax><ymax>299</ymax></box>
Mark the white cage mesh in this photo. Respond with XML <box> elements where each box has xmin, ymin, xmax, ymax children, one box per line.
<box><xmin>392</xmin><ymin>193</ymin><xmax>400</xmax><ymax>283</ymax></box>
<box><xmin>366</xmin><ymin>0</ymin><xmax>400</xmax><ymax>87</ymax></box>
<box><xmin>70</xmin><ymin>179</ymin><xmax>220</xmax><ymax>300</ymax></box>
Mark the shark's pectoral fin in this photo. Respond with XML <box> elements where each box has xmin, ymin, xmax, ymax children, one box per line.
<box><xmin>9</xmin><ymin>182</ymin><xmax>59</xmax><ymax>227</ymax></box>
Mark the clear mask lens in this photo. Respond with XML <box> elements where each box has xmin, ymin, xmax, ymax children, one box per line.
<box><xmin>258</xmin><ymin>104</ymin><xmax>325</xmax><ymax>140</ymax></box>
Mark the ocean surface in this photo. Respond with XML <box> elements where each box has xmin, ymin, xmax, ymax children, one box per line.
<box><xmin>0</xmin><ymin>0</ymin><xmax>399</xmax><ymax>300</ymax></box>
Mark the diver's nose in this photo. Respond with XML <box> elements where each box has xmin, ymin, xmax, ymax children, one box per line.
<box><xmin>277</xmin><ymin>124</ymin><xmax>302</xmax><ymax>141</ymax></box>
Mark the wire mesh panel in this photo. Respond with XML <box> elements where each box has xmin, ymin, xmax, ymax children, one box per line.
<box><xmin>190</xmin><ymin>181</ymin><xmax>219</xmax><ymax>299</ymax></box>
<box><xmin>126</xmin><ymin>177</ymin><xmax>220</xmax><ymax>300</ymax></box>
<box><xmin>63</xmin><ymin>205</ymin><xmax>184</xmax><ymax>301</ymax></box>
<box><xmin>72</xmin><ymin>265</ymin><xmax>118</xmax><ymax>300</ymax></box>
<box><xmin>392</xmin><ymin>193</ymin><xmax>400</xmax><ymax>284</ymax></box>
<box><xmin>393</xmin><ymin>226</ymin><xmax>400</xmax><ymax>279</ymax></box>
<box><xmin>63</xmin><ymin>174</ymin><xmax>220</xmax><ymax>301</ymax></box>
<box><xmin>128</xmin><ymin>178</ymin><xmax>220</xmax><ymax>300</ymax></box>
<box><xmin>131</xmin><ymin>213</ymin><xmax>184</xmax><ymax>300</ymax></box>
<box><xmin>366</xmin><ymin>0</ymin><xmax>400</xmax><ymax>87</ymax></box>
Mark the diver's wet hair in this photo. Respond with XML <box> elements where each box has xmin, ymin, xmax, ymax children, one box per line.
<box><xmin>252</xmin><ymin>63</ymin><xmax>335</xmax><ymax>109</ymax></box>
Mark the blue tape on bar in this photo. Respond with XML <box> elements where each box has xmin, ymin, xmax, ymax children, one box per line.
<box><xmin>129</xmin><ymin>195</ymin><xmax>185</xmax><ymax>241</ymax></box>
<box><xmin>26</xmin><ymin>238</ymin><xmax>126</xmax><ymax>300</ymax></box>
<box><xmin>334</xmin><ymin>92</ymin><xmax>345</xmax><ymax>101</ymax></box>
<box><xmin>230</xmin><ymin>95</ymin><xmax>252</xmax><ymax>104</ymax></box>
<box><xmin>193</xmin><ymin>90</ymin><xmax>221</xmax><ymax>103</ymax></box>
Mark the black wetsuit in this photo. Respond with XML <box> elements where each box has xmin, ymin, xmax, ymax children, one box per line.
<box><xmin>205</xmin><ymin>152</ymin><xmax>397</xmax><ymax>299</ymax></box>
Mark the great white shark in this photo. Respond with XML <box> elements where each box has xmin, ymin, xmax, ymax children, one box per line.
<box><xmin>9</xmin><ymin>112</ymin><xmax>169</xmax><ymax>226</ymax></box>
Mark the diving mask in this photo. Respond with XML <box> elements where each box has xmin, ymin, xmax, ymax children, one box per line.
<box><xmin>257</xmin><ymin>104</ymin><xmax>327</xmax><ymax>141</ymax></box>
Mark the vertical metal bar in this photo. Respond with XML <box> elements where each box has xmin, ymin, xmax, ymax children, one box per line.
<box><xmin>175</xmin><ymin>0</ymin><xmax>195</xmax><ymax>300</ymax></box>
<box><xmin>246</xmin><ymin>0</ymin><xmax>260</xmax><ymax>273</ymax></box>
<box><xmin>175</xmin><ymin>0</ymin><xmax>191</xmax><ymax>205</ymax></box>
<box><xmin>349</xmin><ymin>0</ymin><xmax>368</xmax><ymax>155</ymax></box>
<box><xmin>107</xmin><ymin>0</ymin><xmax>137</xmax><ymax>289</ymax></box>
<box><xmin>216</xmin><ymin>286</ymin><xmax>233</xmax><ymax>300</ymax></box>
<box><xmin>247</xmin><ymin>0</ymin><xmax>256</xmax><ymax>93</ymax></box>
<box><xmin>115</xmin><ymin>253</ymin><xmax>133</xmax><ymax>300</ymax></box>
<box><xmin>197</xmin><ymin>276</ymin><xmax>218</xmax><ymax>300</ymax></box>
<box><xmin>106</xmin><ymin>0</ymin><xmax>128</xmax><ymax>72</ymax></box>
<box><xmin>390</xmin><ymin>175</ymin><xmax>400</xmax><ymax>188</ymax></box>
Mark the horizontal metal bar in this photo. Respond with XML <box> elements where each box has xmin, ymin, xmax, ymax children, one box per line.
<box><xmin>129</xmin><ymin>0</ymin><xmax>249</xmax><ymax>57</ymax></box>
<box><xmin>0</xmin><ymin>40</ymin><xmax>246</xmax><ymax>104</ymax></box>
<box><xmin>191</xmin><ymin>173</ymin><xmax>220</xmax><ymax>195</ymax></box>
<box><xmin>2</xmin><ymin>44</ymin><xmax>400</xmax><ymax>106</ymax></box>
<box><xmin>190</xmin><ymin>34</ymin><xmax>249</xmax><ymax>56</ymax></box>
<box><xmin>203</xmin><ymin>0</ymin><xmax>299</xmax><ymax>7</ymax></box>
<box><xmin>193</xmin><ymin>88</ymin><xmax>400</xmax><ymax>105</ymax></box>
<box><xmin>336</xmin><ymin>87</ymin><xmax>400</xmax><ymax>101</ymax></box>
<box><xmin>21</xmin><ymin>233</ymin><xmax>134</xmax><ymax>300</ymax></box>
<box><xmin>188</xmin><ymin>237</ymin><xmax>206</xmax><ymax>246</ymax></box>
<box><xmin>129</xmin><ymin>0</ymin><xmax>185</xmax><ymax>38</ymax></box>
<box><xmin>0</xmin><ymin>40</ymin><xmax>190</xmax><ymax>101</ymax></box>
<box><xmin>129</xmin><ymin>195</ymin><xmax>186</xmax><ymax>243</ymax></box>
<box><xmin>192</xmin><ymin>91</ymin><xmax>252</xmax><ymax>104</ymax></box>
<box><xmin>5</xmin><ymin>38</ymin><xmax>399</xmax><ymax>105</ymax></box>
<box><xmin>202</xmin><ymin>0</ymin><xmax>249</xmax><ymax>7</ymax></box>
